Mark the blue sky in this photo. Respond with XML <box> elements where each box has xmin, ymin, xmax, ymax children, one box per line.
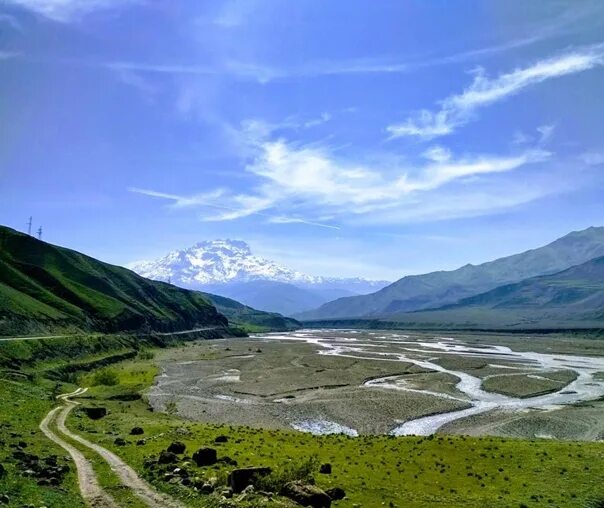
<box><xmin>1</xmin><ymin>0</ymin><xmax>604</xmax><ymax>280</ymax></box>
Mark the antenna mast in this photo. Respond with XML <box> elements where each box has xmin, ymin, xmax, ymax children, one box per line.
<box><xmin>27</xmin><ymin>216</ymin><xmax>33</xmax><ymax>236</ymax></box>
<box><xmin>37</xmin><ymin>226</ymin><xmax>43</xmax><ymax>241</ymax></box>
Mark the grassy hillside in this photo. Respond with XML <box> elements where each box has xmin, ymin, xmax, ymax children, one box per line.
<box><xmin>298</xmin><ymin>226</ymin><xmax>604</xmax><ymax>321</ymax></box>
<box><xmin>203</xmin><ymin>292</ymin><xmax>300</xmax><ymax>331</ymax></box>
<box><xmin>0</xmin><ymin>226</ymin><xmax>297</xmax><ymax>335</ymax></box>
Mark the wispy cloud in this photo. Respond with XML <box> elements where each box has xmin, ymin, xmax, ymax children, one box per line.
<box><xmin>3</xmin><ymin>0</ymin><xmax>141</xmax><ymax>22</ymax></box>
<box><xmin>0</xmin><ymin>50</ymin><xmax>19</xmax><ymax>59</ymax></box>
<box><xmin>387</xmin><ymin>45</ymin><xmax>604</xmax><ymax>140</ymax></box>
<box><xmin>131</xmin><ymin>121</ymin><xmax>552</xmax><ymax>227</ymax></box>
<box><xmin>579</xmin><ymin>152</ymin><xmax>604</xmax><ymax>166</ymax></box>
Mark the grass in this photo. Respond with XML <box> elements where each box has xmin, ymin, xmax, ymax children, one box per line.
<box><xmin>69</xmin><ymin>348</ymin><xmax>604</xmax><ymax>508</ymax></box>
<box><xmin>2</xmin><ymin>336</ymin><xmax>604</xmax><ymax>507</ymax></box>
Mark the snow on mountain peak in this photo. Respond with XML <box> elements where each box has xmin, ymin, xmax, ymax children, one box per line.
<box><xmin>129</xmin><ymin>239</ymin><xmax>322</xmax><ymax>286</ymax></box>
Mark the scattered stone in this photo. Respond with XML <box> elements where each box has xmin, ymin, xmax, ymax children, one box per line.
<box><xmin>218</xmin><ymin>456</ymin><xmax>238</xmax><ymax>466</ymax></box>
<box><xmin>158</xmin><ymin>451</ymin><xmax>179</xmax><ymax>465</ymax></box>
<box><xmin>136</xmin><ymin>439</ymin><xmax>146</xmax><ymax>446</ymax></box>
<box><xmin>199</xmin><ymin>483</ymin><xmax>214</xmax><ymax>494</ymax></box>
<box><xmin>81</xmin><ymin>407</ymin><xmax>107</xmax><ymax>420</ymax></box>
<box><xmin>114</xmin><ymin>438</ymin><xmax>126</xmax><ymax>446</ymax></box>
<box><xmin>221</xmin><ymin>488</ymin><xmax>233</xmax><ymax>498</ymax></box>
<box><xmin>192</xmin><ymin>447</ymin><xmax>217</xmax><ymax>467</ymax></box>
<box><xmin>167</xmin><ymin>441</ymin><xmax>186</xmax><ymax>454</ymax></box>
<box><xmin>130</xmin><ymin>427</ymin><xmax>144</xmax><ymax>435</ymax></box>
<box><xmin>326</xmin><ymin>487</ymin><xmax>346</xmax><ymax>501</ymax></box>
<box><xmin>228</xmin><ymin>467</ymin><xmax>272</xmax><ymax>493</ymax></box>
<box><xmin>281</xmin><ymin>481</ymin><xmax>331</xmax><ymax>508</ymax></box>
<box><xmin>214</xmin><ymin>435</ymin><xmax>228</xmax><ymax>443</ymax></box>
<box><xmin>319</xmin><ymin>463</ymin><xmax>332</xmax><ymax>474</ymax></box>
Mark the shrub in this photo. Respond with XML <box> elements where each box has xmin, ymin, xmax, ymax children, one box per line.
<box><xmin>256</xmin><ymin>456</ymin><xmax>318</xmax><ymax>493</ymax></box>
<box><xmin>90</xmin><ymin>368</ymin><xmax>119</xmax><ymax>386</ymax></box>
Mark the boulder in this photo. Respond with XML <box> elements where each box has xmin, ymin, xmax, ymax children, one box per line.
<box><xmin>326</xmin><ymin>487</ymin><xmax>346</xmax><ymax>501</ymax></box>
<box><xmin>136</xmin><ymin>439</ymin><xmax>146</xmax><ymax>446</ymax></box>
<box><xmin>214</xmin><ymin>435</ymin><xmax>228</xmax><ymax>443</ymax></box>
<box><xmin>319</xmin><ymin>463</ymin><xmax>332</xmax><ymax>474</ymax></box>
<box><xmin>167</xmin><ymin>441</ymin><xmax>186</xmax><ymax>454</ymax></box>
<box><xmin>81</xmin><ymin>407</ymin><xmax>107</xmax><ymax>420</ymax></box>
<box><xmin>114</xmin><ymin>438</ymin><xmax>126</xmax><ymax>446</ymax></box>
<box><xmin>130</xmin><ymin>427</ymin><xmax>144</xmax><ymax>435</ymax></box>
<box><xmin>158</xmin><ymin>451</ymin><xmax>179</xmax><ymax>464</ymax></box>
<box><xmin>281</xmin><ymin>481</ymin><xmax>331</xmax><ymax>508</ymax></box>
<box><xmin>192</xmin><ymin>447</ymin><xmax>217</xmax><ymax>467</ymax></box>
<box><xmin>228</xmin><ymin>467</ymin><xmax>271</xmax><ymax>493</ymax></box>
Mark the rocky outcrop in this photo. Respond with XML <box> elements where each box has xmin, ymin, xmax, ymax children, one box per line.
<box><xmin>281</xmin><ymin>481</ymin><xmax>331</xmax><ymax>508</ymax></box>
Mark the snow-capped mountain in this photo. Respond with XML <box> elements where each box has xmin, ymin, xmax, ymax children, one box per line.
<box><xmin>128</xmin><ymin>240</ymin><xmax>389</xmax><ymax>316</ymax></box>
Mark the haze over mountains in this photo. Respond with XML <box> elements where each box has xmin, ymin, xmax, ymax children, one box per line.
<box><xmin>297</xmin><ymin>226</ymin><xmax>604</xmax><ymax>325</ymax></box>
<box><xmin>129</xmin><ymin>240</ymin><xmax>389</xmax><ymax>315</ymax></box>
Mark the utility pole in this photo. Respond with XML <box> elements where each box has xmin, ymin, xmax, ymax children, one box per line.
<box><xmin>27</xmin><ymin>216</ymin><xmax>33</xmax><ymax>236</ymax></box>
<box><xmin>37</xmin><ymin>226</ymin><xmax>42</xmax><ymax>241</ymax></box>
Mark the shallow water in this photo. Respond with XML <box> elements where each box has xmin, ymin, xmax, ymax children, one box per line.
<box><xmin>258</xmin><ymin>330</ymin><xmax>604</xmax><ymax>436</ymax></box>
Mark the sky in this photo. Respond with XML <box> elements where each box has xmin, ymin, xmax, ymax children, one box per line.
<box><xmin>1</xmin><ymin>0</ymin><xmax>604</xmax><ymax>281</ymax></box>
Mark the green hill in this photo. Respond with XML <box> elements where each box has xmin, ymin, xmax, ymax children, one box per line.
<box><xmin>0</xmin><ymin>226</ymin><xmax>298</xmax><ymax>335</ymax></box>
<box><xmin>298</xmin><ymin>226</ymin><xmax>604</xmax><ymax>321</ymax></box>
<box><xmin>387</xmin><ymin>256</ymin><xmax>604</xmax><ymax>329</ymax></box>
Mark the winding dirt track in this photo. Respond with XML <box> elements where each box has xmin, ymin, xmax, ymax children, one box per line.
<box><xmin>39</xmin><ymin>389</ymin><xmax>117</xmax><ymax>508</ymax></box>
<box><xmin>41</xmin><ymin>389</ymin><xmax>184</xmax><ymax>508</ymax></box>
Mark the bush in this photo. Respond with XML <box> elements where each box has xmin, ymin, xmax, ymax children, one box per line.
<box><xmin>137</xmin><ymin>350</ymin><xmax>154</xmax><ymax>360</ymax></box>
<box><xmin>90</xmin><ymin>368</ymin><xmax>119</xmax><ymax>386</ymax></box>
<box><xmin>256</xmin><ymin>456</ymin><xmax>318</xmax><ymax>493</ymax></box>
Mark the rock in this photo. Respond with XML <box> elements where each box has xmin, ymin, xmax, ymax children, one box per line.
<box><xmin>192</xmin><ymin>447</ymin><xmax>217</xmax><ymax>467</ymax></box>
<box><xmin>319</xmin><ymin>463</ymin><xmax>332</xmax><ymax>474</ymax></box>
<box><xmin>221</xmin><ymin>488</ymin><xmax>233</xmax><ymax>498</ymax></box>
<box><xmin>114</xmin><ymin>438</ymin><xmax>126</xmax><ymax>446</ymax></box>
<box><xmin>326</xmin><ymin>487</ymin><xmax>346</xmax><ymax>500</ymax></box>
<box><xmin>228</xmin><ymin>467</ymin><xmax>272</xmax><ymax>493</ymax></box>
<box><xmin>130</xmin><ymin>427</ymin><xmax>144</xmax><ymax>435</ymax></box>
<box><xmin>281</xmin><ymin>481</ymin><xmax>331</xmax><ymax>508</ymax></box>
<box><xmin>81</xmin><ymin>407</ymin><xmax>107</xmax><ymax>420</ymax></box>
<box><xmin>214</xmin><ymin>435</ymin><xmax>228</xmax><ymax>443</ymax></box>
<box><xmin>0</xmin><ymin>494</ymin><xmax>8</xmax><ymax>505</ymax></box>
<box><xmin>136</xmin><ymin>439</ymin><xmax>146</xmax><ymax>446</ymax></box>
<box><xmin>218</xmin><ymin>456</ymin><xmax>238</xmax><ymax>466</ymax></box>
<box><xmin>18</xmin><ymin>441</ymin><xmax>27</xmax><ymax>449</ymax></box>
<box><xmin>167</xmin><ymin>441</ymin><xmax>186</xmax><ymax>454</ymax></box>
<box><xmin>200</xmin><ymin>483</ymin><xmax>214</xmax><ymax>494</ymax></box>
<box><xmin>158</xmin><ymin>451</ymin><xmax>179</xmax><ymax>464</ymax></box>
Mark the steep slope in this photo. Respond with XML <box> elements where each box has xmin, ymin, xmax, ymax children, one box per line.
<box><xmin>392</xmin><ymin>256</ymin><xmax>604</xmax><ymax>329</ymax></box>
<box><xmin>298</xmin><ymin>226</ymin><xmax>604</xmax><ymax>320</ymax></box>
<box><xmin>0</xmin><ymin>226</ymin><xmax>298</xmax><ymax>335</ymax></box>
<box><xmin>129</xmin><ymin>239</ymin><xmax>388</xmax><ymax>314</ymax></box>
<box><xmin>205</xmin><ymin>292</ymin><xmax>300</xmax><ymax>331</ymax></box>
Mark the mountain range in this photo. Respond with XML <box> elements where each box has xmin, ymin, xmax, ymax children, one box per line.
<box><xmin>297</xmin><ymin>226</ymin><xmax>604</xmax><ymax>326</ymax></box>
<box><xmin>388</xmin><ymin>254</ymin><xmax>604</xmax><ymax>329</ymax></box>
<box><xmin>0</xmin><ymin>226</ymin><xmax>298</xmax><ymax>336</ymax></box>
<box><xmin>129</xmin><ymin>240</ymin><xmax>389</xmax><ymax>316</ymax></box>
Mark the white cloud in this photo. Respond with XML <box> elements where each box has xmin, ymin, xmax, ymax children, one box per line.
<box><xmin>579</xmin><ymin>152</ymin><xmax>604</xmax><ymax>165</ymax></box>
<box><xmin>0</xmin><ymin>50</ymin><xmax>19</xmax><ymax>59</ymax></box>
<box><xmin>387</xmin><ymin>45</ymin><xmax>604</xmax><ymax>139</ymax></box>
<box><xmin>422</xmin><ymin>146</ymin><xmax>451</xmax><ymax>163</ymax></box>
<box><xmin>3</xmin><ymin>0</ymin><xmax>140</xmax><ymax>21</ymax></box>
<box><xmin>132</xmin><ymin>123</ymin><xmax>552</xmax><ymax>227</ymax></box>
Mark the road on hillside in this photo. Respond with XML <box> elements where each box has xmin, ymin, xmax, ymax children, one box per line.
<box><xmin>40</xmin><ymin>389</ymin><xmax>184</xmax><ymax>508</ymax></box>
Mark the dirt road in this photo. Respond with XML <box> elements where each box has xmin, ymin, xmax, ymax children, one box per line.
<box><xmin>41</xmin><ymin>388</ymin><xmax>184</xmax><ymax>508</ymax></box>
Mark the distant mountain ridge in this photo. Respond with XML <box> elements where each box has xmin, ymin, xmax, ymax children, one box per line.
<box><xmin>298</xmin><ymin>226</ymin><xmax>604</xmax><ymax>321</ymax></box>
<box><xmin>129</xmin><ymin>239</ymin><xmax>389</xmax><ymax>315</ymax></box>
<box><xmin>0</xmin><ymin>226</ymin><xmax>298</xmax><ymax>335</ymax></box>
<box><xmin>390</xmin><ymin>255</ymin><xmax>604</xmax><ymax>329</ymax></box>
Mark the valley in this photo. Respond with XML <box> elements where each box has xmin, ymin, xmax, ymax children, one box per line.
<box><xmin>146</xmin><ymin>330</ymin><xmax>604</xmax><ymax>442</ymax></box>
